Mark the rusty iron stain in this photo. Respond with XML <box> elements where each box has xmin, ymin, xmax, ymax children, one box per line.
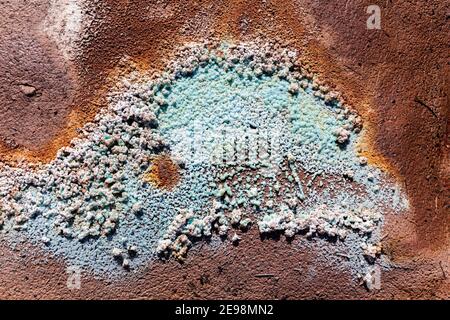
<box><xmin>144</xmin><ymin>155</ymin><xmax>181</xmax><ymax>190</ymax></box>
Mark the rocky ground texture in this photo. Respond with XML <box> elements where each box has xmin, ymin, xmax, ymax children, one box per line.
<box><xmin>0</xmin><ymin>0</ymin><xmax>448</xmax><ymax>299</ymax></box>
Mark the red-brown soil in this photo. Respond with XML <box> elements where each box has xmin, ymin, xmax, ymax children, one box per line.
<box><xmin>0</xmin><ymin>0</ymin><xmax>448</xmax><ymax>299</ymax></box>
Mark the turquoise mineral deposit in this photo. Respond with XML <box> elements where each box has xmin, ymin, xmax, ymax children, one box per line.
<box><xmin>0</xmin><ymin>40</ymin><xmax>408</xmax><ymax>287</ymax></box>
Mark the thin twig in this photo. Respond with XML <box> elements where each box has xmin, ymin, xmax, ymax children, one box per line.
<box><xmin>414</xmin><ymin>96</ymin><xmax>437</xmax><ymax>118</ymax></box>
<box><xmin>336</xmin><ymin>253</ymin><xmax>350</xmax><ymax>260</ymax></box>
<box><xmin>255</xmin><ymin>274</ymin><xmax>274</xmax><ymax>278</ymax></box>
<box><xmin>344</xmin><ymin>64</ymin><xmax>362</xmax><ymax>76</ymax></box>
<box><xmin>439</xmin><ymin>261</ymin><xmax>447</xmax><ymax>279</ymax></box>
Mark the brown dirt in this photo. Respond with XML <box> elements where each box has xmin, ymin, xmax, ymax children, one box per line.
<box><xmin>0</xmin><ymin>226</ymin><xmax>447</xmax><ymax>300</ymax></box>
<box><xmin>144</xmin><ymin>155</ymin><xmax>181</xmax><ymax>190</ymax></box>
<box><xmin>0</xmin><ymin>0</ymin><xmax>448</xmax><ymax>299</ymax></box>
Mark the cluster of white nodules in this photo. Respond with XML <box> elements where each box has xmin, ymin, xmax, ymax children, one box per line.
<box><xmin>258</xmin><ymin>205</ymin><xmax>381</xmax><ymax>238</ymax></box>
<box><xmin>0</xmin><ymin>101</ymin><xmax>165</xmax><ymax>239</ymax></box>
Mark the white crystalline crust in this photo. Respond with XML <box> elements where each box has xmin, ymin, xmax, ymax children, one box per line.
<box><xmin>0</xmin><ymin>40</ymin><xmax>408</xmax><ymax>287</ymax></box>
